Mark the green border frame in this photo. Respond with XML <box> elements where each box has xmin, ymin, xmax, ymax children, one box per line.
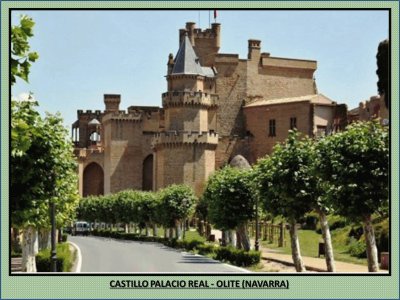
<box><xmin>1</xmin><ymin>1</ymin><xmax>399</xmax><ymax>299</ymax></box>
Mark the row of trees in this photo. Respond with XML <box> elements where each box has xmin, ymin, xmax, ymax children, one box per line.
<box><xmin>204</xmin><ymin>122</ymin><xmax>388</xmax><ymax>272</ymax></box>
<box><xmin>77</xmin><ymin>121</ymin><xmax>388</xmax><ymax>273</ymax></box>
<box><xmin>11</xmin><ymin>15</ymin><xmax>79</xmax><ymax>272</ymax></box>
<box><xmin>77</xmin><ymin>185</ymin><xmax>197</xmax><ymax>239</ymax></box>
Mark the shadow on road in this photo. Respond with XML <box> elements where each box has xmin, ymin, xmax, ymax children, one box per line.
<box><xmin>178</xmin><ymin>255</ymin><xmax>220</xmax><ymax>264</ymax></box>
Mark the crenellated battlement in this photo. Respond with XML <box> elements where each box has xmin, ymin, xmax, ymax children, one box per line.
<box><xmin>77</xmin><ymin>109</ymin><xmax>103</xmax><ymax>116</ymax></box>
<box><xmin>162</xmin><ymin>91</ymin><xmax>218</xmax><ymax>108</ymax></box>
<box><xmin>101</xmin><ymin>111</ymin><xmax>143</xmax><ymax>123</ymax></box>
<box><xmin>152</xmin><ymin>131</ymin><xmax>218</xmax><ymax>148</ymax></box>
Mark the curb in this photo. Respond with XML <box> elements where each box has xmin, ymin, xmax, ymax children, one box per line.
<box><xmin>67</xmin><ymin>241</ymin><xmax>82</xmax><ymax>273</ymax></box>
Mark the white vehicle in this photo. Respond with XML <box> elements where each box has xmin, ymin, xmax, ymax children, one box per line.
<box><xmin>72</xmin><ymin>221</ymin><xmax>90</xmax><ymax>236</ymax></box>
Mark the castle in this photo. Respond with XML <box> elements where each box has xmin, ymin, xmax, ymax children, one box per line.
<box><xmin>72</xmin><ymin>22</ymin><xmax>347</xmax><ymax>197</ymax></box>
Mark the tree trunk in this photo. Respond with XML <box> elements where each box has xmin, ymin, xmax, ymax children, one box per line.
<box><xmin>145</xmin><ymin>225</ymin><xmax>150</xmax><ymax>237</ymax></box>
<box><xmin>230</xmin><ymin>230</ymin><xmax>237</xmax><ymax>248</ymax></box>
<box><xmin>289</xmin><ymin>220</ymin><xmax>306</xmax><ymax>272</ymax></box>
<box><xmin>176</xmin><ymin>220</ymin><xmax>182</xmax><ymax>240</ymax></box>
<box><xmin>21</xmin><ymin>226</ymin><xmax>38</xmax><ymax>273</ymax></box>
<box><xmin>236</xmin><ymin>231</ymin><xmax>242</xmax><ymax>249</ymax></box>
<box><xmin>221</xmin><ymin>230</ymin><xmax>227</xmax><ymax>246</ymax></box>
<box><xmin>318</xmin><ymin>210</ymin><xmax>336</xmax><ymax>272</ymax></box>
<box><xmin>153</xmin><ymin>224</ymin><xmax>158</xmax><ymax>237</ymax></box>
<box><xmin>169</xmin><ymin>227</ymin><xmax>174</xmax><ymax>239</ymax></box>
<box><xmin>237</xmin><ymin>223</ymin><xmax>250</xmax><ymax>251</ymax></box>
<box><xmin>364</xmin><ymin>215</ymin><xmax>379</xmax><ymax>272</ymax></box>
<box><xmin>182</xmin><ymin>219</ymin><xmax>186</xmax><ymax>240</ymax></box>
<box><xmin>38</xmin><ymin>228</ymin><xmax>50</xmax><ymax>251</ymax></box>
<box><xmin>198</xmin><ymin>220</ymin><xmax>204</xmax><ymax>236</ymax></box>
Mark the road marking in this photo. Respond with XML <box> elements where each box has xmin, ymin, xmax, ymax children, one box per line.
<box><xmin>68</xmin><ymin>241</ymin><xmax>82</xmax><ymax>273</ymax></box>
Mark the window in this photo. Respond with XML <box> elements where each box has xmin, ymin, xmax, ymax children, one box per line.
<box><xmin>269</xmin><ymin>119</ymin><xmax>276</xmax><ymax>137</ymax></box>
<box><xmin>290</xmin><ymin>117</ymin><xmax>297</xmax><ymax>130</ymax></box>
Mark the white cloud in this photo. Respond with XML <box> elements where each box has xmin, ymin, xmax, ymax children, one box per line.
<box><xmin>13</xmin><ymin>92</ymin><xmax>36</xmax><ymax>102</ymax></box>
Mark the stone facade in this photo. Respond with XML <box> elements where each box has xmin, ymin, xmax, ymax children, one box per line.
<box><xmin>73</xmin><ymin>21</ymin><xmax>346</xmax><ymax>196</ymax></box>
<box><xmin>348</xmin><ymin>95</ymin><xmax>389</xmax><ymax>124</ymax></box>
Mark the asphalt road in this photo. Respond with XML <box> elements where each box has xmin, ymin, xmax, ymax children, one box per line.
<box><xmin>69</xmin><ymin>235</ymin><xmax>248</xmax><ymax>273</ymax></box>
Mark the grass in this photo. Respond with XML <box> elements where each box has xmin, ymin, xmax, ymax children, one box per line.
<box><xmin>262</xmin><ymin>228</ymin><xmax>368</xmax><ymax>266</ymax></box>
<box><xmin>36</xmin><ymin>242</ymin><xmax>75</xmax><ymax>272</ymax></box>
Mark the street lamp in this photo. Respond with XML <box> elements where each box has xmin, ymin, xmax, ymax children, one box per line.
<box><xmin>50</xmin><ymin>201</ymin><xmax>57</xmax><ymax>272</ymax></box>
<box><xmin>255</xmin><ymin>196</ymin><xmax>259</xmax><ymax>251</ymax></box>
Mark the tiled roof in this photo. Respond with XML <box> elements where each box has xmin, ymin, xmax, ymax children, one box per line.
<box><xmin>171</xmin><ymin>34</ymin><xmax>205</xmax><ymax>76</ymax></box>
<box><xmin>244</xmin><ymin>94</ymin><xmax>336</xmax><ymax>108</ymax></box>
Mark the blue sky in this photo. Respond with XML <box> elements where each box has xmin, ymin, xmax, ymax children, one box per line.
<box><xmin>11</xmin><ymin>10</ymin><xmax>389</xmax><ymax>128</ymax></box>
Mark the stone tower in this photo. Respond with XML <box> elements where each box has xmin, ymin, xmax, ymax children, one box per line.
<box><xmin>152</xmin><ymin>33</ymin><xmax>219</xmax><ymax>195</ymax></box>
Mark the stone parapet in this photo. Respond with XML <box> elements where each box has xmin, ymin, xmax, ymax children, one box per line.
<box><xmin>152</xmin><ymin>131</ymin><xmax>218</xmax><ymax>148</ymax></box>
<box><xmin>74</xmin><ymin>147</ymin><xmax>104</xmax><ymax>159</ymax></box>
<box><xmin>101</xmin><ymin>111</ymin><xmax>142</xmax><ymax>123</ymax></box>
<box><xmin>162</xmin><ymin>91</ymin><xmax>218</xmax><ymax>108</ymax></box>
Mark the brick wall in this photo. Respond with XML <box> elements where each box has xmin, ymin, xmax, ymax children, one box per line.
<box><xmin>244</xmin><ymin>101</ymin><xmax>312</xmax><ymax>159</ymax></box>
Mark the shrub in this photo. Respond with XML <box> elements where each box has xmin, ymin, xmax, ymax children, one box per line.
<box><xmin>36</xmin><ymin>243</ymin><xmax>73</xmax><ymax>272</ymax></box>
<box><xmin>196</xmin><ymin>244</ymin><xmax>215</xmax><ymax>255</ymax></box>
<box><xmin>61</xmin><ymin>233</ymin><xmax>68</xmax><ymax>242</ymax></box>
<box><xmin>215</xmin><ymin>246</ymin><xmax>260</xmax><ymax>267</ymax></box>
<box><xmin>347</xmin><ymin>237</ymin><xmax>367</xmax><ymax>258</ymax></box>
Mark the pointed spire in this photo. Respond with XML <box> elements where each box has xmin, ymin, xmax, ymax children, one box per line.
<box><xmin>171</xmin><ymin>34</ymin><xmax>205</xmax><ymax>76</ymax></box>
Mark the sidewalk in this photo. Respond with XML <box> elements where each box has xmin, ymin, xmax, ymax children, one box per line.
<box><xmin>260</xmin><ymin>247</ymin><xmax>389</xmax><ymax>273</ymax></box>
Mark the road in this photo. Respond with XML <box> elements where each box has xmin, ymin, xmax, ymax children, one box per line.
<box><xmin>69</xmin><ymin>236</ymin><xmax>248</xmax><ymax>273</ymax></box>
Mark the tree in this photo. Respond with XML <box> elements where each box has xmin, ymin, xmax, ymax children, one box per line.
<box><xmin>11</xmin><ymin>15</ymin><xmax>39</xmax><ymax>85</ymax></box>
<box><xmin>11</xmin><ymin>15</ymin><xmax>79</xmax><ymax>272</ymax></box>
<box><xmin>203</xmin><ymin>166</ymin><xmax>255</xmax><ymax>251</ymax></box>
<box><xmin>376</xmin><ymin>39</ymin><xmax>389</xmax><ymax>109</ymax></box>
<box><xmin>315</xmin><ymin>121</ymin><xmax>389</xmax><ymax>272</ymax></box>
<box><xmin>255</xmin><ymin>131</ymin><xmax>314</xmax><ymax>272</ymax></box>
<box><xmin>11</xmin><ymin>102</ymin><xmax>79</xmax><ymax>272</ymax></box>
<box><xmin>159</xmin><ymin>185</ymin><xmax>197</xmax><ymax>240</ymax></box>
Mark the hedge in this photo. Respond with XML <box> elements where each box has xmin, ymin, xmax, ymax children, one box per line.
<box><xmin>36</xmin><ymin>243</ymin><xmax>74</xmax><ymax>272</ymax></box>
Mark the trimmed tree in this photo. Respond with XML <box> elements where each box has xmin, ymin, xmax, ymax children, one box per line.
<box><xmin>159</xmin><ymin>185</ymin><xmax>197</xmax><ymax>240</ymax></box>
<box><xmin>255</xmin><ymin>131</ymin><xmax>314</xmax><ymax>272</ymax></box>
<box><xmin>203</xmin><ymin>166</ymin><xmax>255</xmax><ymax>251</ymax></box>
<box><xmin>11</xmin><ymin>102</ymin><xmax>79</xmax><ymax>272</ymax></box>
<box><xmin>315</xmin><ymin>121</ymin><xmax>389</xmax><ymax>272</ymax></box>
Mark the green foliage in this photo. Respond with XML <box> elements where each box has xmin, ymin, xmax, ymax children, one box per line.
<box><xmin>214</xmin><ymin>246</ymin><xmax>261</xmax><ymax>267</ymax></box>
<box><xmin>255</xmin><ymin>130</ymin><xmax>315</xmax><ymax>221</ymax></box>
<box><xmin>11</xmin><ymin>100</ymin><xmax>79</xmax><ymax>228</ymax></box>
<box><xmin>11</xmin><ymin>15</ymin><xmax>39</xmax><ymax>85</ymax></box>
<box><xmin>315</xmin><ymin>121</ymin><xmax>389</xmax><ymax>221</ymax></box>
<box><xmin>36</xmin><ymin>243</ymin><xmax>73</xmax><ymax>272</ymax></box>
<box><xmin>203</xmin><ymin>166</ymin><xmax>255</xmax><ymax>231</ymax></box>
<box><xmin>159</xmin><ymin>185</ymin><xmax>197</xmax><ymax>227</ymax></box>
<box><xmin>347</xmin><ymin>237</ymin><xmax>367</xmax><ymax>258</ymax></box>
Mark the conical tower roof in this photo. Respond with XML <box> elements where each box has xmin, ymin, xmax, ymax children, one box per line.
<box><xmin>171</xmin><ymin>34</ymin><xmax>205</xmax><ymax>76</ymax></box>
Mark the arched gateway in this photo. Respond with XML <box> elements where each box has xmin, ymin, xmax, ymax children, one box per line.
<box><xmin>83</xmin><ymin>162</ymin><xmax>104</xmax><ymax>197</ymax></box>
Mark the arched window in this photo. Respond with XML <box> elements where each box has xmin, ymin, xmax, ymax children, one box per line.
<box><xmin>83</xmin><ymin>162</ymin><xmax>104</xmax><ymax>196</ymax></box>
<box><xmin>142</xmin><ymin>154</ymin><xmax>154</xmax><ymax>191</ymax></box>
<box><xmin>89</xmin><ymin>131</ymin><xmax>101</xmax><ymax>145</ymax></box>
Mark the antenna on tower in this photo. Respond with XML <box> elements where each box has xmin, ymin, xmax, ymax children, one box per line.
<box><xmin>214</xmin><ymin>10</ymin><xmax>217</xmax><ymax>22</ymax></box>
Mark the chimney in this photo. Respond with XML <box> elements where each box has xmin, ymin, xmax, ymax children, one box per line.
<box><xmin>248</xmin><ymin>39</ymin><xmax>261</xmax><ymax>61</ymax></box>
